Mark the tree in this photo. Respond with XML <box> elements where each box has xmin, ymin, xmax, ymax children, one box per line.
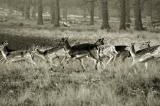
<box><xmin>24</xmin><ymin>0</ymin><xmax>31</xmax><ymax>20</ymax></box>
<box><xmin>83</xmin><ymin>6</ymin><xmax>87</xmax><ymax>19</ymax></box>
<box><xmin>54</xmin><ymin>0</ymin><xmax>60</xmax><ymax>27</ymax></box>
<box><xmin>50</xmin><ymin>0</ymin><xmax>55</xmax><ymax>24</ymax></box>
<box><xmin>126</xmin><ymin>0</ymin><xmax>131</xmax><ymax>28</ymax></box>
<box><xmin>62</xmin><ymin>8</ymin><xmax>68</xmax><ymax>22</ymax></box>
<box><xmin>31</xmin><ymin>0</ymin><xmax>37</xmax><ymax>19</ymax></box>
<box><xmin>134</xmin><ymin>0</ymin><xmax>144</xmax><ymax>30</ymax></box>
<box><xmin>90</xmin><ymin>0</ymin><xmax>95</xmax><ymax>25</ymax></box>
<box><xmin>119</xmin><ymin>0</ymin><xmax>126</xmax><ymax>30</ymax></box>
<box><xmin>101</xmin><ymin>0</ymin><xmax>110</xmax><ymax>30</ymax></box>
<box><xmin>37</xmin><ymin>0</ymin><xmax>43</xmax><ymax>25</ymax></box>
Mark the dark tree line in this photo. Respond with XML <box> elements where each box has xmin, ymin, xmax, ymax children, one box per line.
<box><xmin>0</xmin><ymin>0</ymin><xmax>159</xmax><ymax>30</ymax></box>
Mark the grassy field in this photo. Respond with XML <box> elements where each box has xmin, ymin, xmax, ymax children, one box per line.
<box><xmin>0</xmin><ymin>22</ymin><xmax>160</xmax><ymax>106</ymax></box>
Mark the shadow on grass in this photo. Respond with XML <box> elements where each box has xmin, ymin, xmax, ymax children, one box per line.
<box><xmin>0</xmin><ymin>33</ymin><xmax>63</xmax><ymax>50</ymax></box>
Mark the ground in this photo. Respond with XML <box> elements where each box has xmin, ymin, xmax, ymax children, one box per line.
<box><xmin>0</xmin><ymin>19</ymin><xmax>160</xmax><ymax>106</ymax></box>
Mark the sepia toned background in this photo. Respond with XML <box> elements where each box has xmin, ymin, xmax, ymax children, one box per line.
<box><xmin>0</xmin><ymin>0</ymin><xmax>160</xmax><ymax>106</ymax></box>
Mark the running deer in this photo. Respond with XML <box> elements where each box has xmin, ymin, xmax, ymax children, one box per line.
<box><xmin>114</xmin><ymin>41</ymin><xmax>151</xmax><ymax>62</ymax></box>
<box><xmin>98</xmin><ymin>45</ymin><xmax>118</xmax><ymax>66</ymax></box>
<box><xmin>127</xmin><ymin>43</ymin><xmax>160</xmax><ymax>70</ymax></box>
<box><xmin>0</xmin><ymin>41</ymin><xmax>36</xmax><ymax>65</ymax></box>
<box><xmin>32</xmin><ymin>44</ymin><xmax>68</xmax><ymax>67</ymax></box>
<box><xmin>61</xmin><ymin>37</ymin><xmax>104</xmax><ymax>71</ymax></box>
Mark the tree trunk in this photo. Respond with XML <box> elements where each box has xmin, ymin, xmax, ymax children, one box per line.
<box><xmin>134</xmin><ymin>0</ymin><xmax>144</xmax><ymax>30</ymax></box>
<box><xmin>24</xmin><ymin>0</ymin><xmax>31</xmax><ymax>20</ymax></box>
<box><xmin>101</xmin><ymin>0</ymin><xmax>110</xmax><ymax>30</ymax></box>
<box><xmin>98</xmin><ymin>2</ymin><xmax>102</xmax><ymax>19</ymax></box>
<box><xmin>63</xmin><ymin>8</ymin><xmax>68</xmax><ymax>22</ymax></box>
<box><xmin>150</xmin><ymin>0</ymin><xmax>153</xmax><ymax>22</ymax></box>
<box><xmin>83</xmin><ymin>7</ymin><xmax>87</xmax><ymax>19</ymax></box>
<box><xmin>50</xmin><ymin>0</ymin><xmax>55</xmax><ymax>24</ymax></box>
<box><xmin>31</xmin><ymin>0</ymin><xmax>36</xmax><ymax>19</ymax></box>
<box><xmin>90</xmin><ymin>1</ymin><xmax>95</xmax><ymax>25</ymax></box>
<box><xmin>54</xmin><ymin>0</ymin><xmax>60</xmax><ymax>27</ymax></box>
<box><xmin>126</xmin><ymin>0</ymin><xmax>131</xmax><ymax>28</ymax></box>
<box><xmin>31</xmin><ymin>6</ymin><xmax>36</xmax><ymax>19</ymax></box>
<box><xmin>119</xmin><ymin>0</ymin><xmax>126</xmax><ymax>30</ymax></box>
<box><xmin>21</xmin><ymin>0</ymin><xmax>25</xmax><ymax>17</ymax></box>
<box><xmin>37</xmin><ymin>0</ymin><xmax>43</xmax><ymax>25</ymax></box>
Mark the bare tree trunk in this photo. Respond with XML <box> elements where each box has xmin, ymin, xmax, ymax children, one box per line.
<box><xmin>54</xmin><ymin>0</ymin><xmax>60</xmax><ymax>27</ymax></box>
<box><xmin>150</xmin><ymin>0</ymin><xmax>153</xmax><ymax>22</ymax></box>
<box><xmin>24</xmin><ymin>0</ymin><xmax>31</xmax><ymax>20</ymax></box>
<box><xmin>83</xmin><ymin>7</ymin><xmax>87</xmax><ymax>18</ymax></box>
<box><xmin>31</xmin><ymin>0</ymin><xmax>36</xmax><ymax>19</ymax></box>
<box><xmin>90</xmin><ymin>1</ymin><xmax>95</xmax><ymax>25</ymax></box>
<box><xmin>120</xmin><ymin>0</ymin><xmax>126</xmax><ymax>30</ymax></box>
<box><xmin>21</xmin><ymin>0</ymin><xmax>25</xmax><ymax>16</ymax></box>
<box><xmin>63</xmin><ymin>8</ymin><xmax>68</xmax><ymax>21</ymax></box>
<box><xmin>101</xmin><ymin>0</ymin><xmax>110</xmax><ymax>30</ymax></box>
<box><xmin>37</xmin><ymin>0</ymin><xmax>43</xmax><ymax>25</ymax></box>
<box><xmin>126</xmin><ymin>0</ymin><xmax>131</xmax><ymax>28</ymax></box>
<box><xmin>98</xmin><ymin>2</ymin><xmax>102</xmax><ymax>19</ymax></box>
<box><xmin>31</xmin><ymin>6</ymin><xmax>36</xmax><ymax>19</ymax></box>
<box><xmin>134</xmin><ymin>0</ymin><xmax>144</xmax><ymax>30</ymax></box>
<box><xmin>50</xmin><ymin>0</ymin><xmax>55</xmax><ymax>24</ymax></box>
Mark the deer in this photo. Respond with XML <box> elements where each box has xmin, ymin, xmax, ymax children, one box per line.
<box><xmin>98</xmin><ymin>44</ymin><xmax>118</xmax><ymax>68</ymax></box>
<box><xmin>0</xmin><ymin>41</ymin><xmax>36</xmax><ymax>65</ymax></box>
<box><xmin>32</xmin><ymin>44</ymin><xmax>69</xmax><ymax>67</ymax></box>
<box><xmin>61</xmin><ymin>37</ymin><xmax>104</xmax><ymax>71</ymax></box>
<box><xmin>127</xmin><ymin>42</ymin><xmax>160</xmax><ymax>70</ymax></box>
<box><xmin>114</xmin><ymin>41</ymin><xmax>151</xmax><ymax>62</ymax></box>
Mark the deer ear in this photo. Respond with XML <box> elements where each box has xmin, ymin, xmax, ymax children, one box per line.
<box><xmin>66</xmin><ymin>37</ymin><xmax>69</xmax><ymax>40</ymax></box>
<box><xmin>2</xmin><ymin>41</ymin><xmax>8</xmax><ymax>45</ymax></box>
<box><xmin>101</xmin><ymin>38</ymin><xmax>104</xmax><ymax>42</ymax></box>
<box><xmin>61</xmin><ymin>37</ymin><xmax>66</xmax><ymax>41</ymax></box>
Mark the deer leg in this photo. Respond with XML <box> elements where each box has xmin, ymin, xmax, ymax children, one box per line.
<box><xmin>45</xmin><ymin>56</ymin><xmax>53</xmax><ymax>67</ymax></box>
<box><xmin>49</xmin><ymin>55</ymin><xmax>59</xmax><ymax>67</ymax></box>
<box><xmin>94</xmin><ymin>59</ymin><xmax>99</xmax><ymax>70</ymax></box>
<box><xmin>130</xmin><ymin>62</ymin><xmax>138</xmax><ymax>73</ymax></box>
<box><xmin>59</xmin><ymin>56</ymin><xmax>69</xmax><ymax>69</ymax></box>
<box><xmin>106</xmin><ymin>55</ymin><xmax>113</xmax><ymax>65</ymax></box>
<box><xmin>112</xmin><ymin>54</ymin><xmax>117</xmax><ymax>66</ymax></box>
<box><xmin>2</xmin><ymin>59</ymin><xmax>7</xmax><ymax>63</ymax></box>
<box><xmin>144</xmin><ymin>62</ymin><xmax>148</xmax><ymax>71</ymax></box>
<box><xmin>0</xmin><ymin>58</ymin><xmax>5</xmax><ymax>63</ymax></box>
<box><xmin>89</xmin><ymin>57</ymin><xmax>99</xmax><ymax>70</ymax></box>
<box><xmin>113</xmin><ymin>54</ymin><xmax>117</xmax><ymax>62</ymax></box>
<box><xmin>60</xmin><ymin>56</ymin><xmax>66</xmax><ymax>69</ymax></box>
<box><xmin>101</xmin><ymin>60</ymin><xmax>105</xmax><ymax>69</ymax></box>
<box><xmin>122</xmin><ymin>55</ymin><xmax>127</xmax><ymax>62</ymax></box>
<box><xmin>27</xmin><ymin>55</ymin><xmax>36</xmax><ymax>65</ymax></box>
<box><xmin>0</xmin><ymin>58</ymin><xmax>3</xmax><ymax>62</ymax></box>
<box><xmin>79</xmin><ymin>58</ymin><xmax>86</xmax><ymax>71</ymax></box>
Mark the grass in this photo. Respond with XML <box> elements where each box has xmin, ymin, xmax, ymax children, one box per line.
<box><xmin>0</xmin><ymin>19</ymin><xmax>160</xmax><ymax>106</ymax></box>
<box><xmin>1</xmin><ymin>58</ymin><xmax>160</xmax><ymax>106</ymax></box>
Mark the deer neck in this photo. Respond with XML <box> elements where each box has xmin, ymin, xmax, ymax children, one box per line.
<box><xmin>64</xmin><ymin>41</ymin><xmax>71</xmax><ymax>50</ymax></box>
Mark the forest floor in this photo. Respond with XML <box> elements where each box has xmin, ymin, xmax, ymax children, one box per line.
<box><xmin>0</xmin><ymin>19</ymin><xmax>160</xmax><ymax>106</ymax></box>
